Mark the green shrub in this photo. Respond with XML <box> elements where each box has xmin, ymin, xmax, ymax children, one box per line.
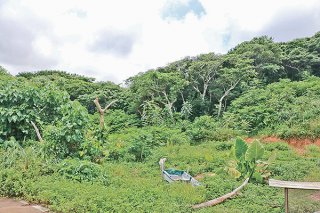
<box><xmin>305</xmin><ymin>144</ymin><xmax>320</xmax><ymax>157</ymax></box>
<box><xmin>43</xmin><ymin>101</ymin><xmax>89</xmax><ymax>158</ymax></box>
<box><xmin>187</xmin><ymin>116</ymin><xmax>239</xmax><ymax>143</ymax></box>
<box><xmin>56</xmin><ymin>158</ymin><xmax>106</xmax><ymax>183</ymax></box>
<box><xmin>215</xmin><ymin>142</ymin><xmax>233</xmax><ymax>151</ymax></box>
<box><xmin>104</xmin><ymin>109</ymin><xmax>140</xmax><ymax>132</ymax></box>
<box><xmin>269</xmin><ymin>160</ymin><xmax>315</xmax><ymax>181</ymax></box>
<box><xmin>80</xmin><ymin>130</ymin><xmax>108</xmax><ymax>163</ymax></box>
<box><xmin>108</xmin><ymin>126</ymin><xmax>190</xmax><ymax>161</ymax></box>
<box><xmin>0</xmin><ymin>79</ymin><xmax>69</xmax><ymax>141</ymax></box>
<box><xmin>0</xmin><ymin>168</ymin><xmax>25</xmax><ymax>197</ymax></box>
<box><xmin>225</xmin><ymin>77</ymin><xmax>320</xmax><ymax>138</ymax></box>
<box><xmin>264</xmin><ymin>142</ymin><xmax>290</xmax><ymax>151</ymax></box>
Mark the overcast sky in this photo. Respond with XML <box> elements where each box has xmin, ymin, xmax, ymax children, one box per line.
<box><xmin>0</xmin><ymin>0</ymin><xmax>319</xmax><ymax>83</ymax></box>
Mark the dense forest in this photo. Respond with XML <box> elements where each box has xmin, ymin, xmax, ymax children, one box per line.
<box><xmin>0</xmin><ymin>32</ymin><xmax>320</xmax><ymax>212</ymax></box>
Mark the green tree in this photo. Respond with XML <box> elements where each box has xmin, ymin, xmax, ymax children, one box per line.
<box><xmin>128</xmin><ymin>70</ymin><xmax>188</xmax><ymax>117</ymax></box>
<box><xmin>188</xmin><ymin>53</ymin><xmax>224</xmax><ymax>102</ymax></box>
<box><xmin>215</xmin><ymin>54</ymin><xmax>255</xmax><ymax>117</ymax></box>
<box><xmin>281</xmin><ymin>32</ymin><xmax>320</xmax><ymax>80</ymax></box>
<box><xmin>0</xmin><ymin>66</ymin><xmax>10</xmax><ymax>76</ymax></box>
<box><xmin>0</xmin><ymin>79</ymin><xmax>69</xmax><ymax>141</ymax></box>
<box><xmin>229</xmin><ymin>36</ymin><xmax>284</xmax><ymax>84</ymax></box>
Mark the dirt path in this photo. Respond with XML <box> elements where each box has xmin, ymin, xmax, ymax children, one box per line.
<box><xmin>0</xmin><ymin>198</ymin><xmax>49</xmax><ymax>213</ymax></box>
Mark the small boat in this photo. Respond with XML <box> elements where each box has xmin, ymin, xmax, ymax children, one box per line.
<box><xmin>159</xmin><ymin>158</ymin><xmax>201</xmax><ymax>186</ymax></box>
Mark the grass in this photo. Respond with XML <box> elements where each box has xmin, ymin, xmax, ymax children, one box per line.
<box><xmin>0</xmin><ymin>140</ymin><xmax>319</xmax><ymax>212</ymax></box>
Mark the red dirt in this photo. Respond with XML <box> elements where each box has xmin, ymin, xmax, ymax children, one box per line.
<box><xmin>244</xmin><ymin>138</ymin><xmax>255</xmax><ymax>143</ymax></box>
<box><xmin>262</xmin><ymin>136</ymin><xmax>286</xmax><ymax>143</ymax></box>
<box><xmin>245</xmin><ymin>136</ymin><xmax>320</xmax><ymax>154</ymax></box>
<box><xmin>310</xmin><ymin>192</ymin><xmax>320</xmax><ymax>201</ymax></box>
<box><xmin>194</xmin><ymin>172</ymin><xmax>215</xmax><ymax>180</ymax></box>
<box><xmin>0</xmin><ymin>198</ymin><xmax>47</xmax><ymax>213</ymax></box>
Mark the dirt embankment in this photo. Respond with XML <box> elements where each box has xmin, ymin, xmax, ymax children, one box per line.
<box><xmin>245</xmin><ymin>136</ymin><xmax>320</xmax><ymax>154</ymax></box>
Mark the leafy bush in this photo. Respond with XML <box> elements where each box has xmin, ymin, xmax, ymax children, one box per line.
<box><xmin>215</xmin><ymin>142</ymin><xmax>233</xmax><ymax>151</ymax></box>
<box><xmin>43</xmin><ymin>101</ymin><xmax>89</xmax><ymax>157</ymax></box>
<box><xmin>187</xmin><ymin>115</ymin><xmax>239</xmax><ymax>143</ymax></box>
<box><xmin>269</xmin><ymin>160</ymin><xmax>314</xmax><ymax>181</ymax></box>
<box><xmin>108</xmin><ymin>126</ymin><xmax>190</xmax><ymax>161</ymax></box>
<box><xmin>225</xmin><ymin>77</ymin><xmax>320</xmax><ymax>138</ymax></box>
<box><xmin>0</xmin><ymin>168</ymin><xmax>24</xmax><ymax>197</ymax></box>
<box><xmin>264</xmin><ymin>142</ymin><xmax>290</xmax><ymax>151</ymax></box>
<box><xmin>103</xmin><ymin>109</ymin><xmax>140</xmax><ymax>133</ymax></box>
<box><xmin>80</xmin><ymin>130</ymin><xmax>108</xmax><ymax>163</ymax></box>
<box><xmin>56</xmin><ymin>158</ymin><xmax>106</xmax><ymax>183</ymax></box>
<box><xmin>0</xmin><ymin>79</ymin><xmax>69</xmax><ymax>141</ymax></box>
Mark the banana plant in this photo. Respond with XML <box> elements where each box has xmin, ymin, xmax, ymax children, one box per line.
<box><xmin>231</xmin><ymin>138</ymin><xmax>268</xmax><ymax>183</ymax></box>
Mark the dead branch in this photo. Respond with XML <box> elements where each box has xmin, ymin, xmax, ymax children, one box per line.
<box><xmin>31</xmin><ymin>121</ymin><xmax>43</xmax><ymax>143</ymax></box>
<box><xmin>192</xmin><ymin>178</ymin><xmax>249</xmax><ymax>209</ymax></box>
<box><xmin>103</xmin><ymin>99</ymin><xmax>118</xmax><ymax>112</ymax></box>
<box><xmin>93</xmin><ymin>97</ymin><xmax>118</xmax><ymax>128</ymax></box>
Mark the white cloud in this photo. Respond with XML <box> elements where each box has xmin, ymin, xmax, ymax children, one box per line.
<box><xmin>0</xmin><ymin>0</ymin><xmax>319</xmax><ymax>83</ymax></box>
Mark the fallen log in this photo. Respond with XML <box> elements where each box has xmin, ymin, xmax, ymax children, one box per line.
<box><xmin>192</xmin><ymin>177</ymin><xmax>249</xmax><ymax>209</ymax></box>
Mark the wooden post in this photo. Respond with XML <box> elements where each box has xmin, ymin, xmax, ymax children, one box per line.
<box><xmin>284</xmin><ymin>188</ymin><xmax>289</xmax><ymax>213</ymax></box>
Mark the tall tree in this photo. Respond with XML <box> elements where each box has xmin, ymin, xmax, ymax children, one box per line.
<box><xmin>281</xmin><ymin>34</ymin><xmax>320</xmax><ymax>80</ymax></box>
<box><xmin>128</xmin><ymin>70</ymin><xmax>188</xmax><ymax>117</ymax></box>
<box><xmin>188</xmin><ymin>53</ymin><xmax>224</xmax><ymax>102</ymax></box>
<box><xmin>216</xmin><ymin>54</ymin><xmax>255</xmax><ymax>117</ymax></box>
<box><xmin>229</xmin><ymin>36</ymin><xmax>284</xmax><ymax>84</ymax></box>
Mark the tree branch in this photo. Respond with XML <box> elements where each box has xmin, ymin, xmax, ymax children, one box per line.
<box><xmin>93</xmin><ymin>97</ymin><xmax>118</xmax><ymax>129</ymax></box>
<box><xmin>31</xmin><ymin>121</ymin><xmax>43</xmax><ymax>143</ymax></box>
<box><xmin>93</xmin><ymin>97</ymin><xmax>103</xmax><ymax>114</ymax></box>
<box><xmin>218</xmin><ymin>78</ymin><xmax>242</xmax><ymax>117</ymax></box>
<box><xmin>103</xmin><ymin>99</ymin><xmax>118</xmax><ymax>112</ymax></box>
<box><xmin>192</xmin><ymin>178</ymin><xmax>249</xmax><ymax>209</ymax></box>
<box><xmin>284</xmin><ymin>64</ymin><xmax>300</xmax><ymax>71</ymax></box>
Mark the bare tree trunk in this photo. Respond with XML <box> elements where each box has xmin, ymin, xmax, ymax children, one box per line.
<box><xmin>180</xmin><ymin>92</ymin><xmax>185</xmax><ymax>103</ymax></box>
<box><xmin>31</xmin><ymin>121</ymin><xmax>43</xmax><ymax>143</ymax></box>
<box><xmin>93</xmin><ymin>97</ymin><xmax>117</xmax><ymax>129</ymax></box>
<box><xmin>192</xmin><ymin>178</ymin><xmax>249</xmax><ymax>209</ymax></box>
<box><xmin>201</xmin><ymin>83</ymin><xmax>208</xmax><ymax>102</ymax></box>
<box><xmin>162</xmin><ymin>91</ymin><xmax>175</xmax><ymax>116</ymax></box>
<box><xmin>218</xmin><ymin>93</ymin><xmax>227</xmax><ymax>117</ymax></box>
<box><xmin>217</xmin><ymin>79</ymin><xmax>241</xmax><ymax>117</ymax></box>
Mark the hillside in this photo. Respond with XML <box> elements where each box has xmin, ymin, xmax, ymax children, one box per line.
<box><xmin>0</xmin><ymin>32</ymin><xmax>320</xmax><ymax>212</ymax></box>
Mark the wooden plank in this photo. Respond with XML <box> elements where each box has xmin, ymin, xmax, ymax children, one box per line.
<box><xmin>269</xmin><ymin>179</ymin><xmax>320</xmax><ymax>190</ymax></box>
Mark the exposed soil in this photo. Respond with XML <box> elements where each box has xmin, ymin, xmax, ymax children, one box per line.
<box><xmin>0</xmin><ymin>198</ymin><xmax>48</xmax><ymax>213</ymax></box>
<box><xmin>245</xmin><ymin>136</ymin><xmax>320</xmax><ymax>154</ymax></box>
<box><xmin>310</xmin><ymin>192</ymin><xmax>320</xmax><ymax>201</ymax></box>
<box><xmin>194</xmin><ymin>172</ymin><xmax>215</xmax><ymax>180</ymax></box>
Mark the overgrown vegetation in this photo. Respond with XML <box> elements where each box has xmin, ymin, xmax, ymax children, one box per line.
<box><xmin>1</xmin><ymin>32</ymin><xmax>320</xmax><ymax>212</ymax></box>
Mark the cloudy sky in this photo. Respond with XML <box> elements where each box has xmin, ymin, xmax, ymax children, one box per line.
<box><xmin>0</xmin><ymin>0</ymin><xmax>320</xmax><ymax>83</ymax></box>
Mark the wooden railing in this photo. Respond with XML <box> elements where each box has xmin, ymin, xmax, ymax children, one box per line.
<box><xmin>269</xmin><ymin>179</ymin><xmax>320</xmax><ymax>213</ymax></box>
